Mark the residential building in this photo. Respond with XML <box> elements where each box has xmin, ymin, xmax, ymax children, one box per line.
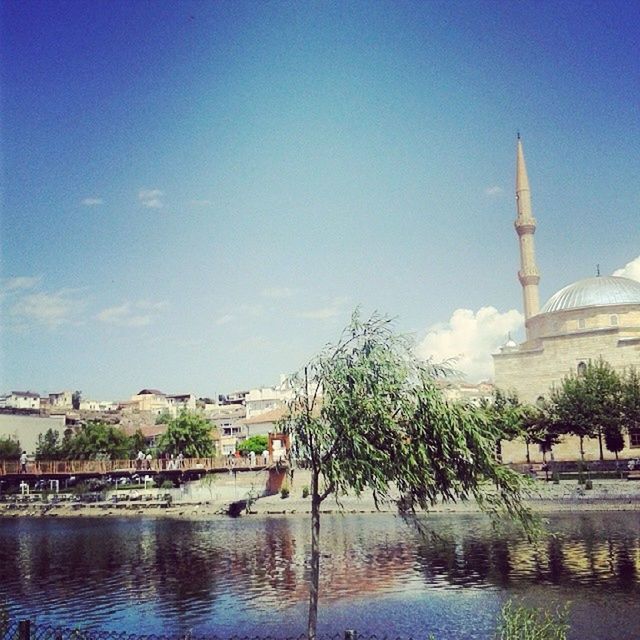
<box><xmin>6</xmin><ymin>391</ymin><xmax>41</xmax><ymax>411</ymax></box>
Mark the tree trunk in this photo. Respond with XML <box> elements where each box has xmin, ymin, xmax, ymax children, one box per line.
<box><xmin>525</xmin><ymin>441</ymin><xmax>530</xmax><ymax>464</ymax></box>
<box><xmin>580</xmin><ymin>436</ymin><xmax>585</xmax><ymax>461</ymax></box>
<box><xmin>308</xmin><ymin>467</ymin><xmax>321</xmax><ymax>640</ymax></box>
<box><xmin>598</xmin><ymin>428</ymin><xmax>604</xmax><ymax>461</ymax></box>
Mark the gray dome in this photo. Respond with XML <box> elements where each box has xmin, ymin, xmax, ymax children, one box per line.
<box><xmin>540</xmin><ymin>276</ymin><xmax>640</xmax><ymax>314</ymax></box>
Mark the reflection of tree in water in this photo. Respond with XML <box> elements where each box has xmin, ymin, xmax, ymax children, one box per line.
<box><xmin>152</xmin><ymin>521</ymin><xmax>222</xmax><ymax>611</ymax></box>
<box><xmin>615</xmin><ymin>539</ymin><xmax>636</xmax><ymax>591</ymax></box>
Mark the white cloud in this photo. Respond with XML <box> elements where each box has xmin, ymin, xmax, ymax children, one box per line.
<box><xmin>261</xmin><ymin>287</ymin><xmax>294</xmax><ymax>299</ymax></box>
<box><xmin>81</xmin><ymin>197</ymin><xmax>103</xmax><ymax>206</ymax></box>
<box><xmin>297</xmin><ymin>296</ymin><xmax>349</xmax><ymax>320</ymax></box>
<box><xmin>484</xmin><ymin>186</ymin><xmax>504</xmax><ymax>197</ymax></box>
<box><xmin>96</xmin><ymin>300</ymin><xmax>167</xmax><ymax>327</ymax></box>
<box><xmin>2</xmin><ymin>276</ymin><xmax>41</xmax><ymax>292</ymax></box>
<box><xmin>10</xmin><ymin>289</ymin><xmax>82</xmax><ymax>328</ymax></box>
<box><xmin>415</xmin><ymin>306</ymin><xmax>524</xmax><ymax>382</ymax></box>
<box><xmin>613</xmin><ymin>255</ymin><xmax>640</xmax><ymax>282</ymax></box>
<box><xmin>138</xmin><ymin>189</ymin><xmax>164</xmax><ymax>209</ymax></box>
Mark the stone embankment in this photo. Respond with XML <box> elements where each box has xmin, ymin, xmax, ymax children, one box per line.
<box><xmin>1</xmin><ymin>471</ymin><xmax>639</xmax><ymax>519</ymax></box>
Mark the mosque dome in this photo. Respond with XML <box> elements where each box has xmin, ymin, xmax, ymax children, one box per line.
<box><xmin>540</xmin><ymin>276</ymin><xmax>640</xmax><ymax>314</ymax></box>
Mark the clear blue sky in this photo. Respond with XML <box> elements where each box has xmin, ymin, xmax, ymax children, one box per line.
<box><xmin>1</xmin><ymin>0</ymin><xmax>638</xmax><ymax>400</ymax></box>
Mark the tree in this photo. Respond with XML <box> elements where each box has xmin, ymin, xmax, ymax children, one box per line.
<box><xmin>479</xmin><ymin>390</ymin><xmax>526</xmax><ymax>461</ymax></box>
<box><xmin>72</xmin><ymin>390</ymin><xmax>82</xmax><ymax>410</ymax></box>
<box><xmin>128</xmin><ymin>429</ymin><xmax>147</xmax><ymax>457</ymax></box>
<box><xmin>548</xmin><ymin>359</ymin><xmax>622</xmax><ymax>461</ymax></box>
<box><xmin>237</xmin><ymin>435</ymin><xmax>268</xmax><ymax>456</ymax></box>
<box><xmin>525</xmin><ymin>403</ymin><xmax>562</xmax><ymax>463</ymax></box>
<box><xmin>282</xmin><ymin>311</ymin><xmax>535</xmax><ymax>640</ymax></box>
<box><xmin>0</xmin><ymin>436</ymin><xmax>21</xmax><ymax>460</ymax></box>
<box><xmin>36</xmin><ymin>429</ymin><xmax>62</xmax><ymax>460</ymax></box>
<box><xmin>621</xmin><ymin>367</ymin><xmax>640</xmax><ymax>444</ymax></box>
<box><xmin>158</xmin><ymin>411</ymin><xmax>214</xmax><ymax>458</ymax></box>
<box><xmin>62</xmin><ymin>421</ymin><xmax>131</xmax><ymax>459</ymax></box>
<box><xmin>604</xmin><ymin>425</ymin><xmax>625</xmax><ymax>461</ymax></box>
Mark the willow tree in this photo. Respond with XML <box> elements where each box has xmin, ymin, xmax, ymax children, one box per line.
<box><xmin>282</xmin><ymin>311</ymin><xmax>535</xmax><ymax>640</ymax></box>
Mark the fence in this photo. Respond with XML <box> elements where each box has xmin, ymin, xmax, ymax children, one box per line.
<box><xmin>0</xmin><ymin>456</ymin><xmax>274</xmax><ymax>477</ymax></box>
<box><xmin>1</xmin><ymin>621</ymin><xmax>376</xmax><ymax>640</ymax></box>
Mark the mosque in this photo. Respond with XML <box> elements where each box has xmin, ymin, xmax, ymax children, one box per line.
<box><xmin>493</xmin><ymin>137</ymin><xmax>640</xmax><ymax>462</ymax></box>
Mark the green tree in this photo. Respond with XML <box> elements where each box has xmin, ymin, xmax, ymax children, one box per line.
<box><xmin>282</xmin><ymin>311</ymin><xmax>535</xmax><ymax>640</ymax></box>
<box><xmin>0</xmin><ymin>436</ymin><xmax>21</xmax><ymax>460</ymax></box>
<box><xmin>35</xmin><ymin>428</ymin><xmax>62</xmax><ymax>460</ymax></box>
<box><xmin>158</xmin><ymin>411</ymin><xmax>214</xmax><ymax>458</ymax></box>
<box><xmin>479</xmin><ymin>390</ymin><xmax>526</xmax><ymax>461</ymax></box>
<box><xmin>549</xmin><ymin>359</ymin><xmax>622</xmax><ymax>461</ymax></box>
<box><xmin>128</xmin><ymin>429</ymin><xmax>147</xmax><ymax>457</ymax></box>
<box><xmin>237</xmin><ymin>435</ymin><xmax>268</xmax><ymax>456</ymax></box>
<box><xmin>621</xmin><ymin>367</ymin><xmax>640</xmax><ymax>445</ymax></box>
<box><xmin>63</xmin><ymin>421</ymin><xmax>131</xmax><ymax>459</ymax></box>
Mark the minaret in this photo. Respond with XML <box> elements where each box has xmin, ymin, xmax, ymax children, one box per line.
<box><xmin>515</xmin><ymin>134</ymin><xmax>540</xmax><ymax>334</ymax></box>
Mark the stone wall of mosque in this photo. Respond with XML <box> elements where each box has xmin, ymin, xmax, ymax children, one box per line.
<box><xmin>494</xmin><ymin>328</ymin><xmax>640</xmax><ymax>405</ymax></box>
<box><xmin>527</xmin><ymin>305</ymin><xmax>640</xmax><ymax>341</ymax></box>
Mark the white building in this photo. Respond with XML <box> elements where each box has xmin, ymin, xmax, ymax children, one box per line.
<box><xmin>245</xmin><ymin>376</ymin><xmax>293</xmax><ymax>419</ymax></box>
<box><xmin>6</xmin><ymin>391</ymin><xmax>41</xmax><ymax>410</ymax></box>
<box><xmin>79</xmin><ymin>399</ymin><xmax>118</xmax><ymax>412</ymax></box>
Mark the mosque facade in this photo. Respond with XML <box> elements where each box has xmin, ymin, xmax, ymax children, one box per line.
<box><xmin>493</xmin><ymin>138</ymin><xmax>640</xmax><ymax>462</ymax></box>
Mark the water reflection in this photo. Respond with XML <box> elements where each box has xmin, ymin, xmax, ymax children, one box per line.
<box><xmin>0</xmin><ymin>512</ymin><xmax>639</xmax><ymax>637</ymax></box>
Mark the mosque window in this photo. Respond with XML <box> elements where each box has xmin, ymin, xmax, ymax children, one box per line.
<box><xmin>577</xmin><ymin>362</ymin><xmax>587</xmax><ymax>376</ymax></box>
<box><xmin>630</xmin><ymin>427</ymin><xmax>640</xmax><ymax>448</ymax></box>
<box><xmin>610</xmin><ymin>315</ymin><xmax>618</xmax><ymax>326</ymax></box>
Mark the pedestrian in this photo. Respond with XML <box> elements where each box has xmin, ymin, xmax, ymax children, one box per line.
<box><xmin>145</xmin><ymin>452</ymin><xmax>152</xmax><ymax>470</ymax></box>
<box><xmin>20</xmin><ymin>451</ymin><xmax>28</xmax><ymax>474</ymax></box>
<box><xmin>136</xmin><ymin>450</ymin><xmax>144</xmax><ymax>471</ymax></box>
<box><xmin>177</xmin><ymin>451</ymin><xmax>184</xmax><ymax>469</ymax></box>
<box><xmin>249</xmin><ymin>450</ymin><xmax>256</xmax><ymax>468</ymax></box>
<box><xmin>262</xmin><ymin>449</ymin><xmax>269</xmax><ymax>466</ymax></box>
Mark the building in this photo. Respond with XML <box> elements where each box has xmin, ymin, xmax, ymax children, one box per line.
<box><xmin>493</xmin><ymin>137</ymin><xmax>640</xmax><ymax>461</ymax></box>
<box><xmin>5</xmin><ymin>391</ymin><xmax>41</xmax><ymax>411</ymax></box>
<box><xmin>245</xmin><ymin>377</ymin><xmax>292</xmax><ymax>419</ymax></box>
<box><xmin>205</xmin><ymin>403</ymin><xmax>247</xmax><ymax>455</ymax></box>
<box><xmin>49</xmin><ymin>390</ymin><xmax>73</xmax><ymax>410</ymax></box>
<box><xmin>0</xmin><ymin>413</ymin><xmax>66</xmax><ymax>455</ymax></box>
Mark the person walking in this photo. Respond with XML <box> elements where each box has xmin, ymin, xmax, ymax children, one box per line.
<box><xmin>145</xmin><ymin>452</ymin><xmax>152</xmax><ymax>470</ymax></box>
<box><xmin>19</xmin><ymin>451</ymin><xmax>28</xmax><ymax>474</ymax></box>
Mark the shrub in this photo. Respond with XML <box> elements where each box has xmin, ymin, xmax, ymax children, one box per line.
<box><xmin>495</xmin><ymin>600</ymin><xmax>569</xmax><ymax>640</ymax></box>
<box><xmin>302</xmin><ymin>486</ymin><xmax>309</xmax><ymax>499</ymax></box>
<box><xmin>280</xmin><ymin>487</ymin><xmax>290</xmax><ymax>499</ymax></box>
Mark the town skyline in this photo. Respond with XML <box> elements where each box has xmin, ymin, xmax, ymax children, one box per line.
<box><xmin>2</xmin><ymin>1</ymin><xmax>639</xmax><ymax>399</ymax></box>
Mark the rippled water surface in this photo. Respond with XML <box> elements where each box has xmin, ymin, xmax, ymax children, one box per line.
<box><xmin>1</xmin><ymin>512</ymin><xmax>639</xmax><ymax>639</ymax></box>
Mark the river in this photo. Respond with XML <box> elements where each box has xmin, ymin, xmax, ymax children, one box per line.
<box><xmin>1</xmin><ymin>511</ymin><xmax>639</xmax><ymax>639</ymax></box>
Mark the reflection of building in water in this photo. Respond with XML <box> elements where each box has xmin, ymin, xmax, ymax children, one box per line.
<box><xmin>494</xmin><ymin>138</ymin><xmax>640</xmax><ymax>463</ymax></box>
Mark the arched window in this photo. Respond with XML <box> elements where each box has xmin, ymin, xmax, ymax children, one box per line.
<box><xmin>577</xmin><ymin>362</ymin><xmax>587</xmax><ymax>376</ymax></box>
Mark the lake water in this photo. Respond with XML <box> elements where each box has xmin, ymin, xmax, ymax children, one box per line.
<box><xmin>1</xmin><ymin>512</ymin><xmax>639</xmax><ymax>639</ymax></box>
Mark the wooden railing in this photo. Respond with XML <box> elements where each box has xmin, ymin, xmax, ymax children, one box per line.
<box><xmin>0</xmin><ymin>456</ymin><xmax>273</xmax><ymax>476</ymax></box>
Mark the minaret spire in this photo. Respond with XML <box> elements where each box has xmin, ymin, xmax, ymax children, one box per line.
<box><xmin>515</xmin><ymin>136</ymin><xmax>540</xmax><ymax>334</ymax></box>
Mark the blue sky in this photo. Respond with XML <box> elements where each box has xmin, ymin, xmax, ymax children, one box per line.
<box><xmin>1</xmin><ymin>0</ymin><xmax>638</xmax><ymax>400</ymax></box>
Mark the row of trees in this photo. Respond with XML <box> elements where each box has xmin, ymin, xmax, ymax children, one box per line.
<box><xmin>484</xmin><ymin>360</ymin><xmax>640</xmax><ymax>463</ymax></box>
<box><xmin>16</xmin><ymin>412</ymin><xmax>217</xmax><ymax>461</ymax></box>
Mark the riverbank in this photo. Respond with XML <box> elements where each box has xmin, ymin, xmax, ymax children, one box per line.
<box><xmin>1</xmin><ymin>478</ymin><xmax>639</xmax><ymax>519</ymax></box>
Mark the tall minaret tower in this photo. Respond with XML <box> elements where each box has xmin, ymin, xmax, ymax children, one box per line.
<box><xmin>515</xmin><ymin>134</ymin><xmax>540</xmax><ymax>335</ymax></box>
